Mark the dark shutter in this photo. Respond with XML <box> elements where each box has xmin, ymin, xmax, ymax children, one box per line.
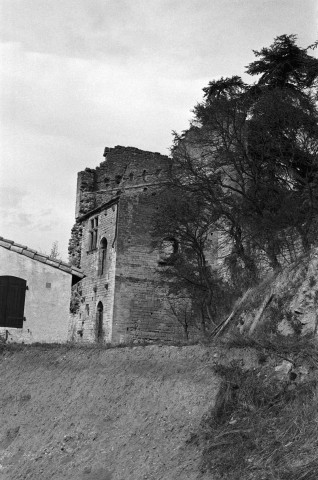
<box><xmin>0</xmin><ymin>276</ymin><xmax>9</xmax><ymax>327</ymax></box>
<box><xmin>0</xmin><ymin>276</ymin><xmax>26</xmax><ymax>328</ymax></box>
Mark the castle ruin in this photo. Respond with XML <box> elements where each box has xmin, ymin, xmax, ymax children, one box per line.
<box><xmin>68</xmin><ymin>146</ymin><xmax>186</xmax><ymax>343</ymax></box>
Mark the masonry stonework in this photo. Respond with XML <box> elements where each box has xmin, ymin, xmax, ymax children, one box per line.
<box><xmin>69</xmin><ymin>146</ymin><xmax>185</xmax><ymax>343</ymax></box>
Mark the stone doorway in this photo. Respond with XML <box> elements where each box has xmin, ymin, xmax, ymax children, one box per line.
<box><xmin>96</xmin><ymin>301</ymin><xmax>104</xmax><ymax>342</ymax></box>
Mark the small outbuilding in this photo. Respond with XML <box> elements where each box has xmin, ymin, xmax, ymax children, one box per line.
<box><xmin>0</xmin><ymin>236</ymin><xmax>84</xmax><ymax>343</ymax></box>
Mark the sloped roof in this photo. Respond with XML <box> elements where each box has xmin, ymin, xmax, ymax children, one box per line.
<box><xmin>0</xmin><ymin>236</ymin><xmax>84</xmax><ymax>279</ymax></box>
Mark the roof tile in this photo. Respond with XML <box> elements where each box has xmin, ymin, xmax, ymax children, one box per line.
<box><xmin>22</xmin><ymin>250</ymin><xmax>35</xmax><ymax>259</ymax></box>
<box><xmin>59</xmin><ymin>265</ymin><xmax>72</xmax><ymax>273</ymax></box>
<box><xmin>72</xmin><ymin>266</ymin><xmax>82</xmax><ymax>273</ymax></box>
<box><xmin>72</xmin><ymin>267</ymin><xmax>85</xmax><ymax>278</ymax></box>
<box><xmin>26</xmin><ymin>247</ymin><xmax>38</xmax><ymax>254</ymax></box>
<box><xmin>46</xmin><ymin>259</ymin><xmax>61</xmax><ymax>268</ymax></box>
<box><xmin>34</xmin><ymin>254</ymin><xmax>48</xmax><ymax>262</ymax></box>
<box><xmin>10</xmin><ymin>245</ymin><xmax>23</xmax><ymax>254</ymax></box>
<box><xmin>1</xmin><ymin>238</ymin><xmax>14</xmax><ymax>244</ymax></box>
<box><xmin>0</xmin><ymin>235</ymin><xmax>84</xmax><ymax>279</ymax></box>
<box><xmin>13</xmin><ymin>242</ymin><xmax>28</xmax><ymax>249</ymax></box>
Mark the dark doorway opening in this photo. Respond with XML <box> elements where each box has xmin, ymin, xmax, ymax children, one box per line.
<box><xmin>96</xmin><ymin>301</ymin><xmax>104</xmax><ymax>341</ymax></box>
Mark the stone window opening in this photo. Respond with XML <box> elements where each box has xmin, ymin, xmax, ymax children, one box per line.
<box><xmin>158</xmin><ymin>237</ymin><xmax>179</xmax><ymax>265</ymax></box>
<box><xmin>142</xmin><ymin>169</ymin><xmax>147</xmax><ymax>181</ymax></box>
<box><xmin>115</xmin><ymin>175</ymin><xmax>122</xmax><ymax>185</ymax></box>
<box><xmin>99</xmin><ymin>237</ymin><xmax>108</xmax><ymax>275</ymax></box>
<box><xmin>89</xmin><ymin>217</ymin><xmax>99</xmax><ymax>251</ymax></box>
<box><xmin>129</xmin><ymin>172</ymin><xmax>134</xmax><ymax>181</ymax></box>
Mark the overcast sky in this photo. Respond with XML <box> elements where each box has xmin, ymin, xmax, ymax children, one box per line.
<box><xmin>0</xmin><ymin>0</ymin><xmax>317</xmax><ymax>260</ymax></box>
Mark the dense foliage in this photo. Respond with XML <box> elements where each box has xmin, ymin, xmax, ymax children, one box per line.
<box><xmin>155</xmin><ymin>35</ymin><xmax>318</xmax><ymax>332</ymax></box>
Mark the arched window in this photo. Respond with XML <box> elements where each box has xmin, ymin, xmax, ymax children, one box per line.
<box><xmin>89</xmin><ymin>216</ymin><xmax>99</xmax><ymax>251</ymax></box>
<box><xmin>96</xmin><ymin>301</ymin><xmax>103</xmax><ymax>342</ymax></box>
<box><xmin>99</xmin><ymin>238</ymin><xmax>107</xmax><ymax>275</ymax></box>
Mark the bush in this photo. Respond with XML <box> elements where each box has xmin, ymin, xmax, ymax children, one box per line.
<box><xmin>190</xmin><ymin>339</ymin><xmax>318</xmax><ymax>479</ymax></box>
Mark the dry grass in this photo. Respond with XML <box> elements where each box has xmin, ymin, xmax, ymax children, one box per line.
<box><xmin>0</xmin><ymin>337</ymin><xmax>204</xmax><ymax>356</ymax></box>
<box><xmin>189</xmin><ymin>337</ymin><xmax>318</xmax><ymax>480</ymax></box>
<box><xmin>227</xmin><ymin>333</ymin><xmax>318</xmax><ymax>368</ymax></box>
<box><xmin>0</xmin><ymin>343</ymin><xmax>220</xmax><ymax>480</ymax></box>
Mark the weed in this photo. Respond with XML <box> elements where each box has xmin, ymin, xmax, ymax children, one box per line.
<box><xmin>0</xmin><ymin>338</ymin><xmax>205</xmax><ymax>355</ymax></box>
<box><xmin>285</xmin><ymin>311</ymin><xmax>303</xmax><ymax>336</ymax></box>
<box><xmin>191</xmin><ymin>338</ymin><xmax>318</xmax><ymax>479</ymax></box>
<box><xmin>309</xmin><ymin>275</ymin><xmax>316</xmax><ymax>288</ymax></box>
<box><xmin>227</xmin><ymin>333</ymin><xmax>318</xmax><ymax>369</ymax></box>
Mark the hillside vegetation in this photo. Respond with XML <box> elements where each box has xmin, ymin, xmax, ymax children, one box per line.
<box><xmin>155</xmin><ymin>35</ymin><xmax>318</xmax><ymax>335</ymax></box>
<box><xmin>1</xmin><ymin>332</ymin><xmax>317</xmax><ymax>480</ymax></box>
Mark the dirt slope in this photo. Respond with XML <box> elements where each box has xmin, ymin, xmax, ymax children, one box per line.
<box><xmin>0</xmin><ymin>344</ymin><xmax>221</xmax><ymax>480</ymax></box>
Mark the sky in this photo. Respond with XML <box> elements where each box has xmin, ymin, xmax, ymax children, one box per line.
<box><xmin>0</xmin><ymin>0</ymin><xmax>317</xmax><ymax>260</ymax></box>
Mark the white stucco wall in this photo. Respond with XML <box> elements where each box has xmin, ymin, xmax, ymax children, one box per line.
<box><xmin>0</xmin><ymin>248</ymin><xmax>72</xmax><ymax>343</ymax></box>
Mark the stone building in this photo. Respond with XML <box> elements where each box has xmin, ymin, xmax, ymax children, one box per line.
<box><xmin>68</xmin><ymin>145</ymin><xmax>186</xmax><ymax>344</ymax></box>
<box><xmin>0</xmin><ymin>237</ymin><xmax>83</xmax><ymax>343</ymax></box>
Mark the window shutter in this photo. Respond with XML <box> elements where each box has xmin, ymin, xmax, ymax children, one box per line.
<box><xmin>0</xmin><ymin>276</ymin><xmax>9</xmax><ymax>327</ymax></box>
<box><xmin>0</xmin><ymin>276</ymin><xmax>26</xmax><ymax>328</ymax></box>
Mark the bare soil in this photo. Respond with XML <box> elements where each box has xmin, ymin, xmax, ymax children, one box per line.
<box><xmin>0</xmin><ymin>344</ymin><xmax>222</xmax><ymax>480</ymax></box>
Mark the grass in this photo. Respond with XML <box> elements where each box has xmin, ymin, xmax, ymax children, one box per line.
<box><xmin>0</xmin><ymin>337</ymin><xmax>207</xmax><ymax>355</ymax></box>
<box><xmin>189</xmin><ymin>336</ymin><xmax>318</xmax><ymax>480</ymax></box>
<box><xmin>2</xmin><ymin>330</ymin><xmax>317</xmax><ymax>479</ymax></box>
<box><xmin>227</xmin><ymin>333</ymin><xmax>318</xmax><ymax>368</ymax></box>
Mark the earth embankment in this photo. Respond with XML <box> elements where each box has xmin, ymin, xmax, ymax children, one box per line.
<box><xmin>0</xmin><ymin>344</ymin><xmax>221</xmax><ymax>480</ymax></box>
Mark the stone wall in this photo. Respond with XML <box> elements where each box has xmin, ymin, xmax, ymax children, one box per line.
<box><xmin>69</xmin><ymin>146</ymin><xmax>187</xmax><ymax>344</ymax></box>
<box><xmin>112</xmin><ymin>192</ymin><xmax>185</xmax><ymax>343</ymax></box>
<box><xmin>69</xmin><ymin>222</ymin><xmax>83</xmax><ymax>268</ymax></box>
<box><xmin>74</xmin><ymin>146</ymin><xmax>172</xmax><ymax>217</ymax></box>
<box><xmin>69</xmin><ymin>202</ymin><xmax>117</xmax><ymax>343</ymax></box>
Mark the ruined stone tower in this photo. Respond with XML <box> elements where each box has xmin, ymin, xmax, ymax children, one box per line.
<box><xmin>68</xmin><ymin>146</ymin><xmax>183</xmax><ymax>343</ymax></box>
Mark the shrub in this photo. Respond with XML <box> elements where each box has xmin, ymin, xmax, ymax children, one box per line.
<box><xmin>190</xmin><ymin>339</ymin><xmax>318</xmax><ymax>479</ymax></box>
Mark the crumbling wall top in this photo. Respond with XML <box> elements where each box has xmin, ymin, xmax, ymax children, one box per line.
<box><xmin>75</xmin><ymin>145</ymin><xmax>172</xmax><ymax>220</ymax></box>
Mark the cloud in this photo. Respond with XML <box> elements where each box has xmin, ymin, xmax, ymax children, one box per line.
<box><xmin>0</xmin><ymin>1</ymin><xmax>218</xmax><ymax>61</ymax></box>
<box><xmin>1</xmin><ymin>1</ymin><xmax>315</xmax><ymax>70</ymax></box>
<box><xmin>16</xmin><ymin>212</ymin><xmax>34</xmax><ymax>228</ymax></box>
<box><xmin>0</xmin><ymin>197</ymin><xmax>65</xmax><ymax>256</ymax></box>
<box><xmin>0</xmin><ymin>41</ymin><xmax>209</xmax><ymax>155</ymax></box>
<box><xmin>1</xmin><ymin>1</ymin><xmax>316</xmax><ymax>153</ymax></box>
<box><xmin>0</xmin><ymin>186</ymin><xmax>27</xmax><ymax>209</ymax></box>
<box><xmin>0</xmin><ymin>0</ymin><xmax>316</xmax><ymax>260</ymax></box>
<box><xmin>0</xmin><ymin>199</ymin><xmax>54</xmax><ymax>231</ymax></box>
